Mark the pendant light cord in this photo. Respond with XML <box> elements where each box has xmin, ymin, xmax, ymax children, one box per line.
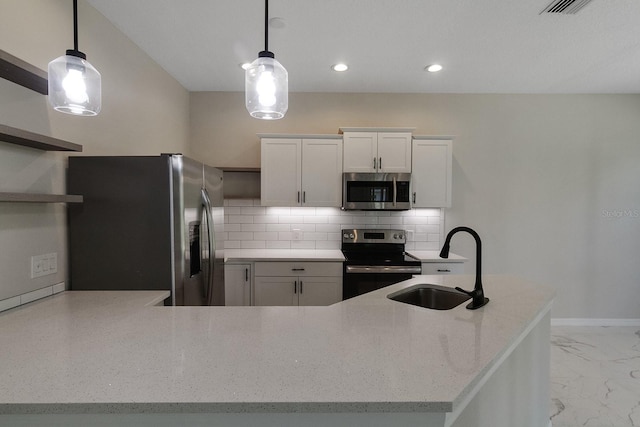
<box><xmin>73</xmin><ymin>0</ymin><xmax>79</xmax><ymax>52</ymax></box>
<box><xmin>264</xmin><ymin>0</ymin><xmax>269</xmax><ymax>52</ymax></box>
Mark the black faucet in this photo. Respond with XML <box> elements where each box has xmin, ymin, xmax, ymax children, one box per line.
<box><xmin>439</xmin><ymin>226</ymin><xmax>489</xmax><ymax>310</ymax></box>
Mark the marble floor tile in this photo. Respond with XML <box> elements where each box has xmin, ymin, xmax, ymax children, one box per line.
<box><xmin>550</xmin><ymin>326</ymin><xmax>640</xmax><ymax>427</ymax></box>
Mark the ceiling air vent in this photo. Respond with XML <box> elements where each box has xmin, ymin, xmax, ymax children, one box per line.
<box><xmin>540</xmin><ymin>0</ymin><xmax>595</xmax><ymax>14</ymax></box>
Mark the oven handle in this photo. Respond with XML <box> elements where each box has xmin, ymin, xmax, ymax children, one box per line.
<box><xmin>345</xmin><ymin>265</ymin><xmax>422</xmax><ymax>274</ymax></box>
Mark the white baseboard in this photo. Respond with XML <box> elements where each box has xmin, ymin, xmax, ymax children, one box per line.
<box><xmin>551</xmin><ymin>318</ymin><xmax>640</xmax><ymax>327</ymax></box>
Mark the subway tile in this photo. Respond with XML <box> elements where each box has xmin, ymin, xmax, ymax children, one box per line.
<box><xmin>352</xmin><ymin>216</ymin><xmax>378</xmax><ymax>225</ymax></box>
<box><xmin>228</xmin><ymin>232</ymin><xmax>254</xmax><ymax>241</ymax></box>
<box><xmin>266</xmin><ymin>240</ymin><xmax>291</xmax><ymax>249</ymax></box>
<box><xmin>225</xmin><ymin>206</ymin><xmax>242</xmax><ymax>215</ymax></box>
<box><xmin>254</xmin><ymin>215</ymin><xmax>279</xmax><ymax>224</ymax></box>
<box><xmin>414</xmin><ymin>208</ymin><xmax>441</xmax><ymax>217</ymax></box>
<box><xmin>227</xmin><ymin>199</ymin><xmax>254</xmax><ymax>207</ymax></box>
<box><xmin>428</xmin><ymin>217</ymin><xmax>441</xmax><ymax>225</ymax></box>
<box><xmin>266</xmin><ymin>223</ymin><xmax>291</xmax><ymax>232</ymax></box>
<box><xmin>241</xmin><ymin>206</ymin><xmax>266</xmax><ymax>215</ymax></box>
<box><xmin>241</xmin><ymin>223</ymin><xmax>266</xmax><ymax>232</ymax></box>
<box><xmin>315</xmin><ymin>240</ymin><xmax>340</xmax><ymax>250</ymax></box>
<box><xmin>330</xmin><ymin>216</ymin><xmax>350</xmax><ymax>224</ymax></box>
<box><xmin>225</xmin><ymin>240</ymin><xmax>242</xmax><ymax>249</ymax></box>
<box><xmin>413</xmin><ymin>233</ymin><xmax>428</xmax><ymax>242</ymax></box>
<box><xmin>266</xmin><ymin>206</ymin><xmax>290</xmax><ymax>216</ymax></box>
<box><xmin>415</xmin><ymin>241</ymin><xmax>440</xmax><ymax>250</ymax></box>
<box><xmin>291</xmin><ymin>240</ymin><xmax>316</xmax><ymax>249</ymax></box>
<box><xmin>278</xmin><ymin>232</ymin><xmax>293</xmax><ymax>240</ymax></box>
<box><xmin>303</xmin><ymin>216</ymin><xmax>328</xmax><ymax>224</ymax></box>
<box><xmin>280</xmin><ymin>215</ymin><xmax>304</xmax><ymax>223</ymax></box>
<box><xmin>327</xmin><ymin>232</ymin><xmax>341</xmax><ymax>241</ymax></box>
<box><xmin>290</xmin><ymin>223</ymin><xmax>316</xmax><ymax>232</ymax></box>
<box><xmin>428</xmin><ymin>233</ymin><xmax>440</xmax><ymax>242</ymax></box>
<box><xmin>253</xmin><ymin>232</ymin><xmax>278</xmax><ymax>241</ymax></box>
<box><xmin>378</xmin><ymin>216</ymin><xmax>403</xmax><ymax>225</ymax></box>
<box><xmin>291</xmin><ymin>207</ymin><xmax>316</xmax><ymax>216</ymax></box>
<box><xmin>416</xmin><ymin>224</ymin><xmax>439</xmax><ymax>234</ymax></box>
<box><xmin>303</xmin><ymin>232</ymin><xmax>327</xmax><ymax>241</ymax></box>
<box><xmin>225</xmin><ymin>224</ymin><xmax>242</xmax><ymax>232</ymax></box>
<box><xmin>241</xmin><ymin>240</ymin><xmax>266</xmax><ymax>249</ymax></box>
<box><xmin>228</xmin><ymin>215</ymin><xmax>254</xmax><ymax>224</ymax></box>
<box><xmin>315</xmin><ymin>224</ymin><xmax>340</xmax><ymax>233</ymax></box>
<box><xmin>315</xmin><ymin>207</ymin><xmax>341</xmax><ymax>216</ymax></box>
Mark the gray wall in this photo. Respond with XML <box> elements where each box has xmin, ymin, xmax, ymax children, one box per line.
<box><xmin>191</xmin><ymin>92</ymin><xmax>640</xmax><ymax>319</ymax></box>
<box><xmin>0</xmin><ymin>0</ymin><xmax>190</xmax><ymax>301</ymax></box>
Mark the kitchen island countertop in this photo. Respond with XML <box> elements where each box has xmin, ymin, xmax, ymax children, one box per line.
<box><xmin>0</xmin><ymin>275</ymin><xmax>554</xmax><ymax>427</ymax></box>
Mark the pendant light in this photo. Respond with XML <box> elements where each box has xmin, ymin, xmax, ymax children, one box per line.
<box><xmin>245</xmin><ymin>0</ymin><xmax>288</xmax><ymax>120</ymax></box>
<box><xmin>48</xmin><ymin>0</ymin><xmax>101</xmax><ymax>116</ymax></box>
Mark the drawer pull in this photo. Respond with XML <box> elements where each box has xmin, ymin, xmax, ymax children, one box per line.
<box><xmin>291</xmin><ymin>268</ymin><xmax>305</xmax><ymax>272</ymax></box>
<box><xmin>437</xmin><ymin>269</ymin><xmax>451</xmax><ymax>273</ymax></box>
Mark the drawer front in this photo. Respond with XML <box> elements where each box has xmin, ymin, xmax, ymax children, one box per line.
<box><xmin>421</xmin><ymin>262</ymin><xmax>464</xmax><ymax>275</ymax></box>
<box><xmin>254</xmin><ymin>262</ymin><xmax>342</xmax><ymax>277</ymax></box>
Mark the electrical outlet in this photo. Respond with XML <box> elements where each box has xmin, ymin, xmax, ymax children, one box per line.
<box><xmin>31</xmin><ymin>253</ymin><xmax>58</xmax><ymax>278</ymax></box>
<box><xmin>292</xmin><ymin>229</ymin><xmax>303</xmax><ymax>240</ymax></box>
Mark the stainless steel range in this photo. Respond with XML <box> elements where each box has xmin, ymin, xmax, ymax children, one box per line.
<box><xmin>341</xmin><ymin>228</ymin><xmax>421</xmax><ymax>300</ymax></box>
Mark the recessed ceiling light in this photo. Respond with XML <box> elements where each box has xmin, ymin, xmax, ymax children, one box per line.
<box><xmin>331</xmin><ymin>63</ymin><xmax>348</xmax><ymax>72</ymax></box>
<box><xmin>425</xmin><ymin>64</ymin><xmax>443</xmax><ymax>73</ymax></box>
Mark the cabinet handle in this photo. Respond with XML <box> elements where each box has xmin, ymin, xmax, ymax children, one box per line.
<box><xmin>300</xmin><ymin>281</ymin><xmax>303</xmax><ymax>293</ymax></box>
<box><xmin>412</xmin><ymin>192</ymin><xmax>416</xmax><ymax>204</ymax></box>
<box><xmin>373</xmin><ymin>157</ymin><xmax>377</xmax><ymax>170</ymax></box>
<box><xmin>437</xmin><ymin>269</ymin><xmax>451</xmax><ymax>273</ymax></box>
<box><xmin>291</xmin><ymin>268</ymin><xmax>305</xmax><ymax>272</ymax></box>
<box><xmin>294</xmin><ymin>280</ymin><xmax>297</xmax><ymax>294</ymax></box>
<box><xmin>303</xmin><ymin>191</ymin><xmax>306</xmax><ymax>204</ymax></box>
<box><xmin>297</xmin><ymin>191</ymin><xmax>300</xmax><ymax>203</ymax></box>
<box><xmin>245</xmin><ymin>268</ymin><xmax>249</xmax><ymax>281</ymax></box>
<box><xmin>379</xmin><ymin>157</ymin><xmax>382</xmax><ymax>170</ymax></box>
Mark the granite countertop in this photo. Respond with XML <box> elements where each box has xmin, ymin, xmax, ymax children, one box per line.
<box><xmin>0</xmin><ymin>275</ymin><xmax>553</xmax><ymax>416</ymax></box>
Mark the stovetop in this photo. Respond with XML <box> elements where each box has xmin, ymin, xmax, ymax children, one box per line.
<box><xmin>341</xmin><ymin>251</ymin><xmax>421</xmax><ymax>266</ymax></box>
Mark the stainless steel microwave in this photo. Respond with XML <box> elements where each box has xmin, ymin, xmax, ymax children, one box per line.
<box><xmin>342</xmin><ymin>173</ymin><xmax>411</xmax><ymax>210</ymax></box>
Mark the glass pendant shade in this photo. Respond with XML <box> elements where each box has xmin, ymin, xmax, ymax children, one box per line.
<box><xmin>245</xmin><ymin>54</ymin><xmax>288</xmax><ymax>120</ymax></box>
<box><xmin>48</xmin><ymin>53</ymin><xmax>101</xmax><ymax>116</ymax></box>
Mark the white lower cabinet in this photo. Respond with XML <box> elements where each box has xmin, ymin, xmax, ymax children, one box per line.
<box><xmin>224</xmin><ymin>264</ymin><xmax>252</xmax><ymax>306</ymax></box>
<box><xmin>421</xmin><ymin>262</ymin><xmax>464</xmax><ymax>275</ymax></box>
<box><xmin>253</xmin><ymin>262</ymin><xmax>342</xmax><ymax>306</ymax></box>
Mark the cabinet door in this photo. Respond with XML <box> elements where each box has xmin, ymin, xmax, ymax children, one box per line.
<box><xmin>298</xmin><ymin>276</ymin><xmax>342</xmax><ymax>306</ymax></box>
<box><xmin>224</xmin><ymin>264</ymin><xmax>252</xmax><ymax>306</ymax></box>
<box><xmin>377</xmin><ymin>132</ymin><xmax>412</xmax><ymax>173</ymax></box>
<box><xmin>301</xmin><ymin>139</ymin><xmax>343</xmax><ymax>207</ymax></box>
<box><xmin>343</xmin><ymin>132</ymin><xmax>377</xmax><ymax>172</ymax></box>
<box><xmin>261</xmin><ymin>138</ymin><xmax>302</xmax><ymax>206</ymax></box>
<box><xmin>254</xmin><ymin>276</ymin><xmax>298</xmax><ymax>306</ymax></box>
<box><xmin>411</xmin><ymin>139</ymin><xmax>452</xmax><ymax>207</ymax></box>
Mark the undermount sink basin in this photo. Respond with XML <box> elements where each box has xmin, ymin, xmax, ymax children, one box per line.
<box><xmin>387</xmin><ymin>284</ymin><xmax>471</xmax><ymax>310</ymax></box>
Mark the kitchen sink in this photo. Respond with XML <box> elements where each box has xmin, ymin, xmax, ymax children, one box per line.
<box><xmin>387</xmin><ymin>284</ymin><xmax>471</xmax><ymax>310</ymax></box>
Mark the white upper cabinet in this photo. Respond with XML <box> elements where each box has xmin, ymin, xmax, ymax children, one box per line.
<box><xmin>342</xmin><ymin>130</ymin><xmax>412</xmax><ymax>173</ymax></box>
<box><xmin>411</xmin><ymin>138</ymin><xmax>453</xmax><ymax>208</ymax></box>
<box><xmin>261</xmin><ymin>136</ymin><xmax>343</xmax><ymax>207</ymax></box>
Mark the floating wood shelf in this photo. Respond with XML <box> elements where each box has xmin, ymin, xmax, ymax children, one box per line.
<box><xmin>0</xmin><ymin>49</ymin><xmax>48</xmax><ymax>95</ymax></box>
<box><xmin>0</xmin><ymin>192</ymin><xmax>83</xmax><ymax>204</ymax></box>
<box><xmin>0</xmin><ymin>124</ymin><xmax>82</xmax><ymax>152</ymax></box>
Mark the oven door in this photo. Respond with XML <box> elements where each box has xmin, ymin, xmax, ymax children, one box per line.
<box><xmin>343</xmin><ymin>173</ymin><xmax>411</xmax><ymax>210</ymax></box>
<box><xmin>343</xmin><ymin>265</ymin><xmax>421</xmax><ymax>300</ymax></box>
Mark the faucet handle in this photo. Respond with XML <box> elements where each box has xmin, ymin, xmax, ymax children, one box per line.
<box><xmin>455</xmin><ymin>286</ymin><xmax>474</xmax><ymax>296</ymax></box>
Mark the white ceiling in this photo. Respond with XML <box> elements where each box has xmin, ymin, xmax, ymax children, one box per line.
<box><xmin>87</xmin><ymin>0</ymin><xmax>640</xmax><ymax>94</ymax></box>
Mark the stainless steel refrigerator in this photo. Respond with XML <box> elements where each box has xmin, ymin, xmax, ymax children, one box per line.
<box><xmin>67</xmin><ymin>155</ymin><xmax>224</xmax><ymax>306</ymax></box>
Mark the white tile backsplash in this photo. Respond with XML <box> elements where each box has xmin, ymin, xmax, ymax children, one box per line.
<box><xmin>224</xmin><ymin>199</ymin><xmax>443</xmax><ymax>250</ymax></box>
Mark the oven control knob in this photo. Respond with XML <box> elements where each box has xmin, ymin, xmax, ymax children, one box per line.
<box><xmin>343</xmin><ymin>233</ymin><xmax>350</xmax><ymax>239</ymax></box>
<box><xmin>349</xmin><ymin>233</ymin><xmax>355</xmax><ymax>239</ymax></box>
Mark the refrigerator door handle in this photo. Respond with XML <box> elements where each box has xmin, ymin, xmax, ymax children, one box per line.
<box><xmin>201</xmin><ymin>188</ymin><xmax>216</xmax><ymax>305</ymax></box>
